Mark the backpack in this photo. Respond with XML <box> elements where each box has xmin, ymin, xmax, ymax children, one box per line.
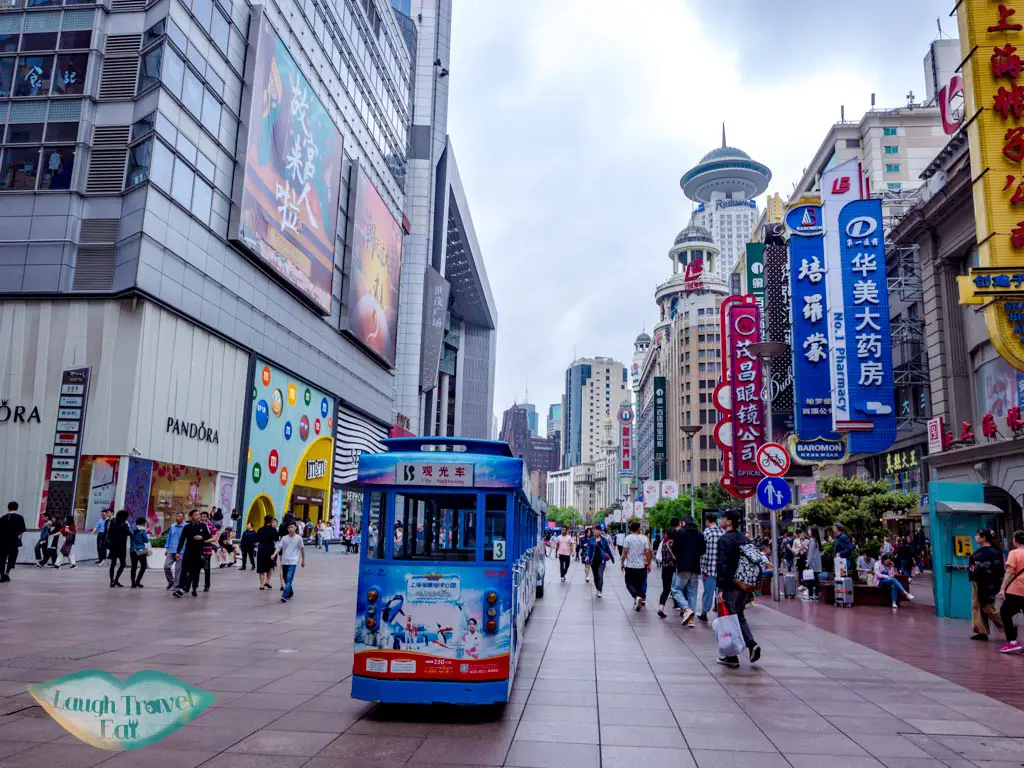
<box><xmin>734</xmin><ymin>542</ymin><xmax>763</xmax><ymax>591</ymax></box>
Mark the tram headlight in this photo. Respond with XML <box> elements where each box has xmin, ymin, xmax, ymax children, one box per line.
<box><xmin>367</xmin><ymin>588</ymin><xmax>379</xmax><ymax>602</ymax></box>
<box><xmin>485</xmin><ymin>620</ymin><xmax>497</xmax><ymax>633</ymax></box>
<box><xmin>486</xmin><ymin>591</ymin><xmax>498</xmax><ymax>604</ymax></box>
<box><xmin>365</xmin><ymin>617</ymin><xmax>377</xmax><ymax>630</ymax></box>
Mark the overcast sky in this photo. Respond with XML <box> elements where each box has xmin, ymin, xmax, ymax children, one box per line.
<box><xmin>445</xmin><ymin>0</ymin><xmax>952</xmax><ymax>435</ymax></box>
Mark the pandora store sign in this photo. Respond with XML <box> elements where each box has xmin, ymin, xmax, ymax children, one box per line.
<box><xmin>166</xmin><ymin>418</ymin><xmax>219</xmax><ymax>444</ymax></box>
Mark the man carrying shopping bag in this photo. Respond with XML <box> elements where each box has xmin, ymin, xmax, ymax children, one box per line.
<box><xmin>714</xmin><ymin>510</ymin><xmax>762</xmax><ymax>668</ymax></box>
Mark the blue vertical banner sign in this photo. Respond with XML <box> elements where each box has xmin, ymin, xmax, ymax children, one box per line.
<box><xmin>837</xmin><ymin>198</ymin><xmax>896</xmax><ymax>454</ymax></box>
<box><xmin>786</xmin><ymin>200</ymin><xmax>846</xmax><ymax>464</ymax></box>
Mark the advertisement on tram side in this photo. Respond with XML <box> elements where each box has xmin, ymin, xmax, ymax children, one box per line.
<box><xmin>353</xmin><ymin>566</ymin><xmax>512</xmax><ymax>682</ymax></box>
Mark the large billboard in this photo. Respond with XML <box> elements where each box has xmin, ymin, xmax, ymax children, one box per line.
<box><xmin>233</xmin><ymin>12</ymin><xmax>344</xmax><ymax>314</ymax></box>
<box><xmin>347</xmin><ymin>168</ymin><xmax>404</xmax><ymax>367</ymax></box>
<box><xmin>419</xmin><ymin>267</ymin><xmax>450</xmax><ymax>391</ymax></box>
<box><xmin>957</xmin><ymin>2</ymin><xmax>1024</xmax><ymax>374</ymax></box>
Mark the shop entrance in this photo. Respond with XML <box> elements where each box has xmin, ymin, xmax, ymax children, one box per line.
<box><xmin>290</xmin><ymin>485</ymin><xmax>325</xmax><ymax>527</ymax></box>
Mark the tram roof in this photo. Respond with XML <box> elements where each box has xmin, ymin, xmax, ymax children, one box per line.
<box><xmin>382</xmin><ymin>438</ymin><xmax>515</xmax><ymax>458</ymax></box>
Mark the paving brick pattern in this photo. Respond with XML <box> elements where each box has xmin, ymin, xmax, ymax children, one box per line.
<box><xmin>0</xmin><ymin>552</ymin><xmax>1022</xmax><ymax>767</ymax></box>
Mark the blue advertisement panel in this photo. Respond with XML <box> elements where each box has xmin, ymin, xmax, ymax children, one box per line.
<box><xmin>353</xmin><ymin>565</ymin><xmax>514</xmax><ymax>682</ymax></box>
<box><xmin>358</xmin><ymin>452</ymin><xmax>523</xmax><ymax>489</ymax></box>
<box><xmin>786</xmin><ymin>202</ymin><xmax>846</xmax><ymax>463</ymax></box>
<box><xmin>837</xmin><ymin>199</ymin><xmax>896</xmax><ymax>454</ymax></box>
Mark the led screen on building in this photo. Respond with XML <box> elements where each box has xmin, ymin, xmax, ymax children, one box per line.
<box><xmin>233</xmin><ymin>12</ymin><xmax>343</xmax><ymax>314</ymax></box>
<box><xmin>346</xmin><ymin>167</ymin><xmax>404</xmax><ymax>367</ymax></box>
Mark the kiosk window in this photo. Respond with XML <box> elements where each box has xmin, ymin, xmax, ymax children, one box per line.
<box><xmin>366</xmin><ymin>492</ymin><xmax>386</xmax><ymax>560</ymax></box>
<box><xmin>484</xmin><ymin>493</ymin><xmax>507</xmax><ymax>561</ymax></box>
<box><xmin>393</xmin><ymin>493</ymin><xmax>477</xmax><ymax>562</ymax></box>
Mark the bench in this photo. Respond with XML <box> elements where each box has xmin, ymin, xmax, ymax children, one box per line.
<box><xmin>819</xmin><ymin>574</ymin><xmax>911</xmax><ymax>606</ymax></box>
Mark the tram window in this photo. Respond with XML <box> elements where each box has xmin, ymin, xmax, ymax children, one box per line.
<box><xmin>484</xmin><ymin>494</ymin><xmax>507</xmax><ymax>561</ymax></box>
<box><xmin>392</xmin><ymin>493</ymin><xmax>477</xmax><ymax>561</ymax></box>
<box><xmin>366</xmin><ymin>492</ymin><xmax>386</xmax><ymax>560</ymax></box>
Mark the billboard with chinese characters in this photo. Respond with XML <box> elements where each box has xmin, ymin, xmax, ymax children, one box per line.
<box><xmin>785</xmin><ymin>198</ymin><xmax>846</xmax><ymax>464</ymax></box>
<box><xmin>745</xmin><ymin>243</ymin><xmax>765</xmax><ymax>313</ymax></box>
<box><xmin>617</xmin><ymin>403</ymin><xmax>634</xmax><ymax>477</ymax></box>
<box><xmin>653</xmin><ymin>377</ymin><xmax>667</xmax><ymax>479</ymax></box>
<box><xmin>713</xmin><ymin>295</ymin><xmax>762</xmax><ymax>498</ymax></box>
<box><xmin>419</xmin><ymin>267</ymin><xmax>450</xmax><ymax>391</ymax></box>
<box><xmin>821</xmin><ymin>157</ymin><xmax>864</xmax><ymax>430</ymax></box>
<box><xmin>232</xmin><ymin>11</ymin><xmax>343</xmax><ymax>314</ymax></box>
<box><xmin>346</xmin><ymin>167</ymin><xmax>404</xmax><ymax>367</ymax></box>
<box><xmin>956</xmin><ymin>1</ymin><xmax>1024</xmax><ymax>374</ymax></box>
<box><xmin>838</xmin><ymin>199</ymin><xmax>896</xmax><ymax>454</ymax></box>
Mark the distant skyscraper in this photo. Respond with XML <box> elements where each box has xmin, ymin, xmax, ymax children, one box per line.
<box><xmin>499</xmin><ymin>404</ymin><xmax>559</xmax><ymax>499</ymax></box>
<box><xmin>546</xmin><ymin>403</ymin><xmax>562</xmax><ymax>440</ymax></box>
<box><xmin>681</xmin><ymin>125</ymin><xmax>771</xmax><ymax>281</ymax></box>
<box><xmin>520</xmin><ymin>403</ymin><xmax>539</xmax><ymax>437</ymax></box>
<box><xmin>562</xmin><ymin>357</ymin><xmax>629</xmax><ymax>468</ymax></box>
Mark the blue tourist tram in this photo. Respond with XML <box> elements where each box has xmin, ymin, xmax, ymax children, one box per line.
<box><xmin>351</xmin><ymin>438</ymin><xmax>546</xmax><ymax>705</ymax></box>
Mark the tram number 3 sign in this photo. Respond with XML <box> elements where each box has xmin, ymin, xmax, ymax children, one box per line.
<box><xmin>755</xmin><ymin>442</ymin><xmax>791</xmax><ymax>478</ymax></box>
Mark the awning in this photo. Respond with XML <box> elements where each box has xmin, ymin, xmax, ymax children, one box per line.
<box><xmin>935</xmin><ymin>501</ymin><xmax>1004</xmax><ymax>515</ymax></box>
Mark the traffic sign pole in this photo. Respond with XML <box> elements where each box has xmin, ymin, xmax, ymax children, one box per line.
<box><xmin>764</xmin><ymin>360</ymin><xmax>779</xmax><ymax>602</ymax></box>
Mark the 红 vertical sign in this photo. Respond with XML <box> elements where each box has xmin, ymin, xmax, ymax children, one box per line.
<box><xmin>46</xmin><ymin>366</ymin><xmax>90</xmax><ymax>519</ymax></box>
<box><xmin>821</xmin><ymin>157</ymin><xmax>864</xmax><ymax>431</ymax></box>
<box><xmin>617</xmin><ymin>403</ymin><xmax>633</xmax><ymax>476</ymax></box>
<box><xmin>786</xmin><ymin>199</ymin><xmax>846</xmax><ymax>464</ymax></box>
<box><xmin>653</xmin><ymin>377</ymin><xmax>666</xmax><ymax>480</ymax></box>
<box><xmin>839</xmin><ymin>198</ymin><xmax>896</xmax><ymax>453</ymax></box>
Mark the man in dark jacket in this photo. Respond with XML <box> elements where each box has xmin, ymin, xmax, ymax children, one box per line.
<box><xmin>0</xmin><ymin>501</ymin><xmax>27</xmax><ymax>582</ymax></box>
<box><xmin>833</xmin><ymin>524</ymin><xmax>855</xmax><ymax>579</ymax></box>
<box><xmin>174</xmin><ymin>510</ymin><xmax>211</xmax><ymax>598</ymax></box>
<box><xmin>669</xmin><ymin>516</ymin><xmax>705</xmax><ymax>626</ymax></box>
<box><xmin>584</xmin><ymin>527</ymin><xmax>615</xmax><ymax>599</ymax></box>
<box><xmin>716</xmin><ymin>510</ymin><xmax>761</xmax><ymax>668</ymax></box>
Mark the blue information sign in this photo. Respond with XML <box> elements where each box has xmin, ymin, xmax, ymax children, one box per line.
<box><xmin>837</xmin><ymin>199</ymin><xmax>896</xmax><ymax>454</ymax></box>
<box><xmin>786</xmin><ymin>202</ymin><xmax>844</xmax><ymax>462</ymax></box>
<box><xmin>756</xmin><ymin>477</ymin><xmax>792</xmax><ymax>511</ymax></box>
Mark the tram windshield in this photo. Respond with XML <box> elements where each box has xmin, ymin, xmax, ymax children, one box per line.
<box><xmin>393</xmin><ymin>492</ymin><xmax>478</xmax><ymax>562</ymax></box>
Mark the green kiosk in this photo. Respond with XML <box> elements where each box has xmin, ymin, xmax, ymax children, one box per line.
<box><xmin>928</xmin><ymin>481</ymin><xmax>1003</xmax><ymax>619</ymax></box>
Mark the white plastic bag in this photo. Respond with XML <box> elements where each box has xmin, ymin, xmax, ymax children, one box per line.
<box><xmin>801</xmin><ymin>569</ymin><xmax>815</xmax><ymax>582</ymax></box>
<box><xmin>713</xmin><ymin>614</ymin><xmax>746</xmax><ymax>658</ymax></box>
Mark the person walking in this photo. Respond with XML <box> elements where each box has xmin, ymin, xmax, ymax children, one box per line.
<box><xmin>621</xmin><ymin>521</ymin><xmax>652</xmax><ymax>610</ymax></box>
<box><xmin>45</xmin><ymin>519</ymin><xmax>60</xmax><ymax>567</ymax></box>
<box><xmin>804</xmin><ymin>527</ymin><xmax>823</xmax><ymax>600</ymax></box>
<box><xmin>791</xmin><ymin>530</ymin><xmax>809</xmax><ymax>581</ymax></box>
<box><xmin>585</xmin><ymin>526</ymin><xmax>615</xmax><ymax>598</ymax></box>
<box><xmin>716</xmin><ymin>510</ymin><xmax>761</xmax><ymax>668</ymax></box>
<box><xmin>256</xmin><ymin>515</ymin><xmax>280</xmax><ymax>590</ymax></box>
<box><xmin>199</xmin><ymin>510</ymin><xmax>217</xmax><ymax>592</ymax></box>
<box><xmin>0</xmin><ymin>501</ymin><xmax>26</xmax><ymax>583</ymax></box>
<box><xmin>556</xmin><ymin>527</ymin><xmax>573</xmax><ymax>582</ymax></box>
<box><xmin>174</xmin><ymin>510</ymin><xmax>210</xmax><ymax>598</ymax></box>
<box><xmin>95</xmin><ymin>509</ymin><xmax>109</xmax><ymax>564</ymax></box>
<box><xmin>239</xmin><ymin>523</ymin><xmax>257</xmax><ymax>570</ymax></box>
<box><xmin>34</xmin><ymin>516</ymin><xmax>52</xmax><ymax>566</ymax></box>
<box><xmin>273</xmin><ymin>520</ymin><xmax>305</xmax><ymax>602</ymax></box>
<box><xmin>997</xmin><ymin>530</ymin><xmax>1024</xmax><ymax>654</ymax></box>
<box><xmin>106</xmin><ymin>510</ymin><xmax>131</xmax><ymax>588</ymax></box>
<box><xmin>698</xmin><ymin>512</ymin><xmax>725</xmax><ymax>622</ymax></box>
<box><xmin>968</xmin><ymin>528</ymin><xmax>1005</xmax><ymax>641</ymax></box>
<box><xmin>670</xmin><ymin>516</ymin><xmax>705</xmax><ymax>627</ymax></box>
<box><xmin>656</xmin><ymin>526</ymin><xmax>677</xmax><ymax>618</ymax></box>
<box><xmin>582</xmin><ymin>528</ymin><xmax>594</xmax><ymax>583</ymax></box>
<box><xmin>56</xmin><ymin>518</ymin><xmax>77</xmax><ymax>569</ymax></box>
<box><xmin>833</xmin><ymin>523</ymin><xmax>855</xmax><ymax>580</ymax></box>
<box><xmin>163</xmin><ymin>511</ymin><xmax>185</xmax><ymax>590</ymax></box>
<box><xmin>615</xmin><ymin>529</ymin><xmax>626</xmax><ymax>556</ymax></box>
<box><xmin>129</xmin><ymin>517</ymin><xmax>151</xmax><ymax>587</ymax></box>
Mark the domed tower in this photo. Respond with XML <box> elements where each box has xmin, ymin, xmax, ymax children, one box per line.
<box><xmin>655</xmin><ymin>224</ymin><xmax>727</xmax><ymax>328</ymax></box>
<box><xmin>679</xmin><ymin>125</ymin><xmax>771</xmax><ymax>280</ymax></box>
<box><xmin>631</xmin><ymin>331</ymin><xmax>651</xmax><ymax>392</ymax></box>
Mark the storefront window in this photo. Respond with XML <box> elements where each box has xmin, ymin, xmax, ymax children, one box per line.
<box><xmin>149</xmin><ymin>462</ymin><xmax>218</xmax><ymax>534</ymax></box>
<box><xmin>0</xmin><ymin>146</ymin><xmax>40</xmax><ymax>189</ymax></box>
<box><xmin>0</xmin><ymin>57</ymin><xmax>15</xmax><ymax>95</ymax></box>
<box><xmin>52</xmin><ymin>53</ymin><xmax>87</xmax><ymax>96</ymax></box>
<box><xmin>38</xmin><ymin>146</ymin><xmax>75</xmax><ymax>190</ymax></box>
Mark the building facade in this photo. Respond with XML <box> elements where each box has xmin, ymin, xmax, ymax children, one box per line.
<box><xmin>545</xmin><ymin>463</ymin><xmax>596</xmax><ymax>518</ymax></box>
<box><xmin>0</xmin><ymin>0</ymin><xmax>485</xmax><ymax>538</ymax></box>
<box><xmin>545</xmin><ymin>402</ymin><xmax>561</xmax><ymax>441</ymax></box>
<box><xmin>561</xmin><ymin>357</ymin><xmax>628</xmax><ymax>468</ymax></box>
<box><xmin>498</xmin><ymin>403</ymin><xmax>559</xmax><ymax>499</ymax></box>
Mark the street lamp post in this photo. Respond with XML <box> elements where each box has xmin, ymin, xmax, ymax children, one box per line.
<box><xmin>747</xmin><ymin>340</ymin><xmax>789</xmax><ymax>603</ymax></box>
<box><xmin>680</xmin><ymin>424</ymin><xmax>702</xmax><ymax>521</ymax></box>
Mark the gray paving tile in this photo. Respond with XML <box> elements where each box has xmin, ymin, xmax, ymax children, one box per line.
<box><xmin>603</xmin><ymin>745</ymin><xmax>697</xmax><ymax>768</ymax></box>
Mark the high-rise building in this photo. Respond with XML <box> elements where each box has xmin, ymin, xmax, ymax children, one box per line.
<box><xmin>0</xmin><ymin>0</ymin><xmax>417</xmax><ymax>531</ymax></box>
<box><xmin>546</xmin><ymin>403</ymin><xmax>562</xmax><ymax>441</ymax></box>
<box><xmin>680</xmin><ymin>126</ymin><xmax>771</xmax><ymax>281</ymax></box>
<box><xmin>498</xmin><ymin>404</ymin><xmax>559</xmax><ymax>499</ymax></box>
<box><xmin>562</xmin><ymin>357</ymin><xmax>629</xmax><ymax>468</ymax></box>
<box><xmin>392</xmin><ymin>0</ymin><xmax>497</xmax><ymax>440</ymax></box>
<box><xmin>519</xmin><ymin>403</ymin><xmax>539</xmax><ymax>437</ymax></box>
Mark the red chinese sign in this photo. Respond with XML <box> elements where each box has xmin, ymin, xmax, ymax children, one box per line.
<box><xmin>713</xmin><ymin>295</ymin><xmax>763</xmax><ymax>499</ymax></box>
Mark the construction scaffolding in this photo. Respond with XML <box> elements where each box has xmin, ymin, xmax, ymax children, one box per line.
<box><xmin>886</xmin><ymin>241</ymin><xmax>930</xmax><ymax>430</ymax></box>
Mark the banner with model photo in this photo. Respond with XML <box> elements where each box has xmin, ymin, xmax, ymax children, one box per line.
<box><xmin>346</xmin><ymin>166</ymin><xmax>404</xmax><ymax>367</ymax></box>
<box><xmin>232</xmin><ymin>9</ymin><xmax>344</xmax><ymax>314</ymax></box>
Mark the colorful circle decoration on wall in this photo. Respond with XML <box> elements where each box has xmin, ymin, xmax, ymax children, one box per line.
<box><xmin>255</xmin><ymin>400</ymin><xmax>269</xmax><ymax>430</ymax></box>
<box><xmin>261</xmin><ymin>366</ymin><xmax>271</xmax><ymax>387</ymax></box>
<box><xmin>298</xmin><ymin>416</ymin><xmax>310</xmax><ymax>441</ymax></box>
<box><xmin>252</xmin><ymin>463</ymin><xmax>262</xmax><ymax>483</ymax></box>
<box><xmin>314</xmin><ymin>418</ymin><xmax>321</xmax><ymax>436</ymax></box>
<box><xmin>280</xmin><ymin>466</ymin><xmax>289</xmax><ymax>486</ymax></box>
<box><xmin>287</xmin><ymin>382</ymin><xmax>297</xmax><ymax>406</ymax></box>
<box><xmin>327</xmin><ymin>417</ymin><xmax>333</xmax><ymax>431</ymax></box>
<box><xmin>268</xmin><ymin>450</ymin><xmax>279</xmax><ymax>475</ymax></box>
<box><xmin>247</xmin><ymin>448</ymin><xmax>252</xmax><ymax>463</ymax></box>
<box><xmin>284</xmin><ymin>421</ymin><xmax>293</xmax><ymax>441</ymax></box>
<box><xmin>271</xmin><ymin>389</ymin><xmax>283</xmax><ymax>417</ymax></box>
<box><xmin>320</xmin><ymin>397</ymin><xmax>329</xmax><ymax>418</ymax></box>
<box><xmin>303</xmin><ymin>388</ymin><xmax>311</xmax><ymax>406</ymax></box>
